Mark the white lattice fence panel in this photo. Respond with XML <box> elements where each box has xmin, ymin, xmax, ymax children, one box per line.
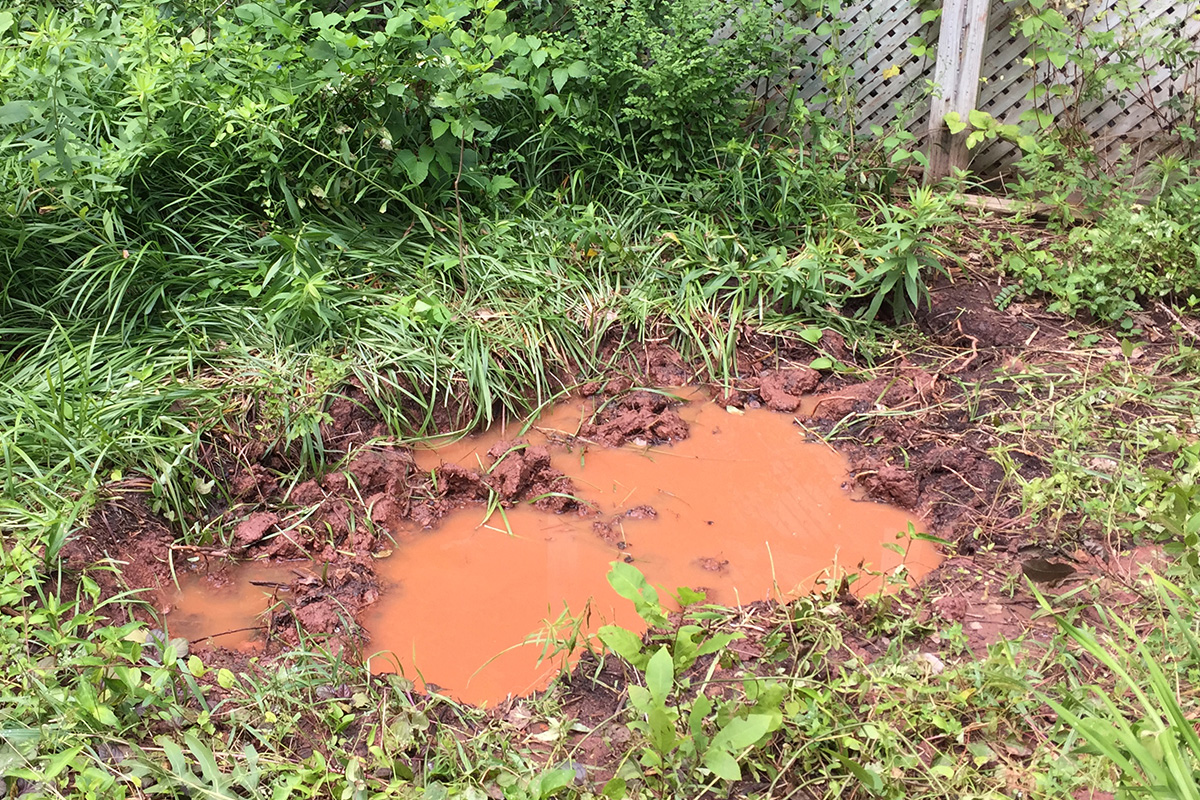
<box><xmin>751</xmin><ymin>0</ymin><xmax>1200</xmax><ymax>177</ymax></box>
<box><xmin>752</xmin><ymin>0</ymin><xmax>941</xmax><ymax>134</ymax></box>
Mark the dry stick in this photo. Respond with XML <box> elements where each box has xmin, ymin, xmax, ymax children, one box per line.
<box><xmin>939</xmin><ymin>464</ymin><xmax>986</xmax><ymax>495</ymax></box>
<box><xmin>190</xmin><ymin>626</ymin><xmax>266</xmax><ymax>644</ymax></box>
<box><xmin>945</xmin><ymin>319</ymin><xmax>979</xmax><ymax>375</ymax></box>
<box><xmin>792</xmin><ymin>417</ymin><xmax>840</xmax><ymax>454</ymax></box>
<box><xmin>1157</xmin><ymin>300</ymin><xmax>1200</xmax><ymax>345</ymax></box>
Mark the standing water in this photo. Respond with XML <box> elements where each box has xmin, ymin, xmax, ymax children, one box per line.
<box><xmin>170</xmin><ymin>391</ymin><xmax>939</xmax><ymax>705</ymax></box>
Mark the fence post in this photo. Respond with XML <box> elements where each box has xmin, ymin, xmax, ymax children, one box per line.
<box><xmin>925</xmin><ymin>0</ymin><xmax>991</xmax><ymax>182</ymax></box>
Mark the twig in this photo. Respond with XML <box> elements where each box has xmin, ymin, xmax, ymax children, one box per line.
<box><xmin>190</xmin><ymin>625</ymin><xmax>266</xmax><ymax>643</ymax></box>
<box><xmin>944</xmin><ymin>322</ymin><xmax>979</xmax><ymax>375</ymax></box>
<box><xmin>1156</xmin><ymin>300</ymin><xmax>1200</xmax><ymax>345</ymax></box>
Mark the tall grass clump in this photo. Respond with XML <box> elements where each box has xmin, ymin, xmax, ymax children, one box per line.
<box><xmin>1041</xmin><ymin>577</ymin><xmax>1200</xmax><ymax>798</ymax></box>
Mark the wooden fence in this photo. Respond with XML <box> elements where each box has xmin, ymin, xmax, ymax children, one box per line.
<box><xmin>748</xmin><ymin>0</ymin><xmax>1200</xmax><ymax>180</ymax></box>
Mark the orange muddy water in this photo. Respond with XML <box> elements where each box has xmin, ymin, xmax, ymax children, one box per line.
<box><xmin>168</xmin><ymin>564</ymin><xmax>300</xmax><ymax>649</ymax></box>
<box><xmin>170</xmin><ymin>392</ymin><xmax>939</xmax><ymax>706</ymax></box>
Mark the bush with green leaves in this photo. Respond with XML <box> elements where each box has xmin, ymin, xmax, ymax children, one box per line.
<box><xmin>554</xmin><ymin>0</ymin><xmax>785</xmax><ymax>172</ymax></box>
<box><xmin>997</xmin><ymin>175</ymin><xmax>1200</xmax><ymax>322</ymax></box>
<box><xmin>0</xmin><ymin>0</ymin><xmax>595</xmax><ymax>256</ymax></box>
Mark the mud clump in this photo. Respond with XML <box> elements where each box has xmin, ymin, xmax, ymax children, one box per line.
<box><xmin>234</xmin><ymin>511</ymin><xmax>279</xmax><ymax>548</ymax></box>
<box><xmin>804</xmin><ymin>369</ymin><xmax>938</xmax><ymax>421</ymax></box>
<box><xmin>624</xmin><ymin>505</ymin><xmax>657</xmax><ymax>520</ymax></box>
<box><xmin>857</xmin><ymin>464</ymin><xmax>920</xmax><ymax>509</ymax></box>
<box><xmin>322</xmin><ymin>381</ymin><xmax>390</xmax><ymax>453</ymax></box>
<box><xmin>265</xmin><ymin>448</ymin><xmax>423</xmax><ymax>553</ymax></box>
<box><xmin>59</xmin><ymin>495</ymin><xmax>176</xmax><ymax>625</ymax></box>
<box><xmin>485</xmin><ymin>440</ymin><xmax>577</xmax><ymax>512</ymax></box>
<box><xmin>269</xmin><ymin>563</ymin><xmax>380</xmax><ymax>647</ymax></box>
<box><xmin>697</xmin><ymin>556</ymin><xmax>729</xmax><ymax>573</ymax></box>
<box><xmin>229</xmin><ymin>464</ymin><xmax>278</xmax><ymax>502</ymax></box>
<box><xmin>584</xmin><ymin>391</ymin><xmax>690</xmax><ymax>447</ymax></box>
<box><xmin>345</xmin><ymin>449</ymin><xmax>417</xmax><ymax>497</ymax></box>
<box><xmin>642</xmin><ymin>345</ymin><xmax>691</xmax><ymax>386</ymax></box>
<box><xmin>434</xmin><ymin>463</ymin><xmax>491</xmax><ymax>501</ymax></box>
<box><xmin>592</xmin><ymin>518</ymin><xmax>624</xmax><ymax>545</ymax></box>
<box><xmin>921</xmin><ymin>282</ymin><xmax>1034</xmax><ymax>350</ymax></box>
<box><xmin>757</xmin><ymin>368</ymin><xmax>820</xmax><ymax>412</ymax></box>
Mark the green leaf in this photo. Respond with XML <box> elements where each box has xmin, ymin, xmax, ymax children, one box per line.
<box><xmin>943</xmin><ymin>111</ymin><xmax>966</xmax><ymax>135</ymax></box>
<box><xmin>607</xmin><ymin>561</ymin><xmax>659</xmax><ymax>607</ymax></box>
<box><xmin>474</xmin><ymin>73</ymin><xmax>525</xmax><ymax>98</ymax></box>
<box><xmin>627</xmin><ymin>684</ymin><xmax>652</xmax><ymax>714</ymax></box>
<box><xmin>597</xmin><ymin>624</ymin><xmax>646</xmax><ymax>668</ymax></box>
<box><xmin>0</xmin><ymin>12</ymin><xmax>14</xmax><ymax>36</ymax></box>
<box><xmin>695</xmin><ymin>632</ymin><xmax>738</xmax><ymax>658</ymax></box>
<box><xmin>531</xmin><ymin>766</ymin><xmax>572</xmax><ymax>799</ymax></box>
<box><xmin>799</xmin><ymin>327</ymin><xmax>824</xmax><ymax>344</ymax></box>
<box><xmin>809</xmin><ymin>357</ymin><xmax>833</xmax><ymax>370</ymax></box>
<box><xmin>484</xmin><ymin>8</ymin><xmax>507</xmax><ymax>32</ymax></box>
<box><xmin>704</xmin><ymin>748</ymin><xmax>741</xmax><ymax>781</ymax></box>
<box><xmin>689</xmin><ymin>692</ymin><xmax>714</xmax><ymax>739</ymax></box>
<box><xmin>645</xmin><ymin>647</ymin><xmax>673</xmax><ymax>704</ymax></box>
<box><xmin>216</xmin><ymin>668</ymin><xmax>236</xmax><ymax>689</ymax></box>
<box><xmin>600</xmin><ymin>778</ymin><xmax>626</xmax><ymax>798</ymax></box>
<box><xmin>430</xmin><ymin>118</ymin><xmax>450</xmax><ymax>140</ymax></box>
<box><xmin>396</xmin><ymin>149</ymin><xmax>429</xmax><ymax>185</ymax></box>
<box><xmin>185</xmin><ymin>734</ymin><xmax>222</xmax><ymax>787</ymax></box>
<box><xmin>42</xmin><ymin>745</ymin><xmax>84</xmax><ymax>780</ymax></box>
<box><xmin>968</xmin><ymin>108</ymin><xmax>993</xmax><ymax>129</ymax></box>
<box><xmin>0</xmin><ymin>101</ymin><xmax>34</xmax><ymax>126</ymax></box>
<box><xmin>647</xmin><ymin>705</ymin><xmax>678</xmax><ymax>754</ymax></box>
<box><xmin>839</xmin><ymin>755</ymin><xmax>884</xmax><ymax>791</ymax></box>
<box><xmin>672</xmin><ymin>628</ymin><xmax>700</xmax><ymax>671</ymax></box>
<box><xmin>710</xmin><ymin>714</ymin><xmax>773</xmax><ymax>751</ymax></box>
<box><xmin>566</xmin><ymin>60</ymin><xmax>589</xmax><ymax>79</ymax></box>
<box><xmin>160</xmin><ymin>737</ymin><xmax>187</xmax><ymax>775</ymax></box>
<box><xmin>552</xmin><ymin>67</ymin><xmax>569</xmax><ymax>93</ymax></box>
<box><xmin>489</xmin><ymin>175</ymin><xmax>518</xmax><ymax>194</ymax></box>
<box><xmin>94</xmin><ymin>705</ymin><xmax>120</xmax><ymax>728</ymax></box>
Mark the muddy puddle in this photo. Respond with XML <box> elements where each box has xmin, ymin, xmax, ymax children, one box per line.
<box><xmin>169</xmin><ymin>390</ymin><xmax>939</xmax><ymax>705</ymax></box>
<box><xmin>167</xmin><ymin>564</ymin><xmax>301</xmax><ymax>649</ymax></box>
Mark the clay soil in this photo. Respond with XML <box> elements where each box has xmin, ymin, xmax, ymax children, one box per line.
<box><xmin>58</xmin><ymin>265</ymin><xmax>1180</xmax><ymax>774</ymax></box>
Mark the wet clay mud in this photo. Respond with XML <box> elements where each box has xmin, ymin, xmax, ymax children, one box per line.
<box><xmin>169</xmin><ymin>390</ymin><xmax>939</xmax><ymax>706</ymax></box>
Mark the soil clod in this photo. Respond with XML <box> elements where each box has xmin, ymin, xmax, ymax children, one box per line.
<box><xmin>584</xmin><ymin>390</ymin><xmax>690</xmax><ymax>446</ymax></box>
<box><xmin>757</xmin><ymin>367</ymin><xmax>820</xmax><ymax>412</ymax></box>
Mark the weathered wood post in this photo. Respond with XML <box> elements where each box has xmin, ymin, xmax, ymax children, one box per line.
<box><xmin>925</xmin><ymin>0</ymin><xmax>991</xmax><ymax>182</ymax></box>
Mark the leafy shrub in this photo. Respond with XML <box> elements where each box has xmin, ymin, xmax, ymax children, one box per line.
<box><xmin>0</xmin><ymin>0</ymin><xmax>576</xmax><ymax>220</ymax></box>
<box><xmin>999</xmin><ymin>177</ymin><xmax>1200</xmax><ymax>321</ymax></box>
<box><xmin>556</xmin><ymin>0</ymin><xmax>784</xmax><ymax>172</ymax></box>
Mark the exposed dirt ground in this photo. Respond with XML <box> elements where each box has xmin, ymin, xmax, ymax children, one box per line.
<box><xmin>58</xmin><ymin>266</ymin><xmax>1181</xmax><ymax>777</ymax></box>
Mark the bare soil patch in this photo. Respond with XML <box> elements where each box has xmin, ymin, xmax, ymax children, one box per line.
<box><xmin>60</xmin><ymin>272</ymin><xmax>1179</xmax><ymax>745</ymax></box>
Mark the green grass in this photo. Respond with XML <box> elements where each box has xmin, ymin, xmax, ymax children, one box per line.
<box><xmin>5</xmin><ymin>1</ymin><xmax>1200</xmax><ymax>797</ymax></box>
<box><xmin>1</xmin><ymin>191</ymin><xmax>898</xmax><ymax>547</ymax></box>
